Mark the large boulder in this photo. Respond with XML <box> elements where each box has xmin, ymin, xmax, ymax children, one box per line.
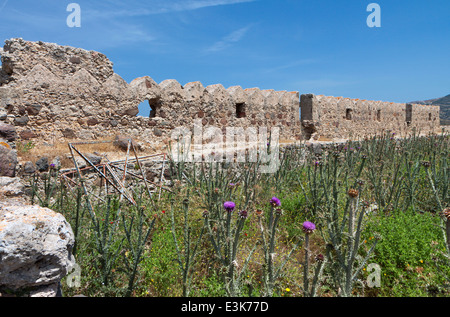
<box><xmin>0</xmin><ymin>144</ymin><xmax>18</xmax><ymax>177</ymax></box>
<box><xmin>0</xmin><ymin>202</ymin><xmax>76</xmax><ymax>297</ymax></box>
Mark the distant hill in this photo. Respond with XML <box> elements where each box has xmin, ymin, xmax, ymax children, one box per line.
<box><xmin>410</xmin><ymin>94</ymin><xmax>450</xmax><ymax>125</ymax></box>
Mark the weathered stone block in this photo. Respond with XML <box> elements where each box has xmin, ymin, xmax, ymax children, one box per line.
<box><xmin>0</xmin><ymin>202</ymin><xmax>75</xmax><ymax>297</ymax></box>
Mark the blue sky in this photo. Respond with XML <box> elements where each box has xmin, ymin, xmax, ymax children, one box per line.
<box><xmin>0</xmin><ymin>0</ymin><xmax>449</xmax><ymax>108</ymax></box>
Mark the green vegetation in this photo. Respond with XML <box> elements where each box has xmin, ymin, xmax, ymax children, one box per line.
<box><xmin>30</xmin><ymin>131</ymin><xmax>449</xmax><ymax>297</ymax></box>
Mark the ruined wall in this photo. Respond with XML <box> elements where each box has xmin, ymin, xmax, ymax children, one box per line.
<box><xmin>406</xmin><ymin>103</ymin><xmax>441</xmax><ymax>134</ymax></box>
<box><xmin>0</xmin><ymin>38</ymin><xmax>300</xmax><ymax>152</ymax></box>
<box><xmin>0</xmin><ymin>38</ymin><xmax>443</xmax><ymax>152</ymax></box>
<box><xmin>300</xmin><ymin>94</ymin><xmax>441</xmax><ymax>140</ymax></box>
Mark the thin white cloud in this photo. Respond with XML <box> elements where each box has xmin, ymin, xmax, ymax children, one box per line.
<box><xmin>295</xmin><ymin>78</ymin><xmax>358</xmax><ymax>89</ymax></box>
<box><xmin>0</xmin><ymin>3</ymin><xmax>156</xmax><ymax>50</ymax></box>
<box><xmin>263</xmin><ymin>59</ymin><xmax>319</xmax><ymax>73</ymax></box>
<box><xmin>0</xmin><ymin>0</ymin><xmax>256</xmax><ymax>50</ymax></box>
<box><xmin>85</xmin><ymin>0</ymin><xmax>257</xmax><ymax>19</ymax></box>
<box><xmin>0</xmin><ymin>0</ymin><xmax>8</xmax><ymax>12</ymax></box>
<box><xmin>206</xmin><ymin>25</ymin><xmax>252</xmax><ymax>53</ymax></box>
<box><xmin>172</xmin><ymin>0</ymin><xmax>257</xmax><ymax>11</ymax></box>
<box><xmin>95</xmin><ymin>22</ymin><xmax>156</xmax><ymax>48</ymax></box>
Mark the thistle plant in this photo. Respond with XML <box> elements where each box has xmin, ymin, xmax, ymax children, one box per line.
<box><xmin>167</xmin><ymin>133</ymin><xmax>192</xmax><ymax>183</ymax></box>
<box><xmin>259</xmin><ymin>197</ymin><xmax>302</xmax><ymax>297</ymax></box>
<box><xmin>268</xmin><ymin>145</ymin><xmax>305</xmax><ymax>193</ymax></box>
<box><xmin>444</xmin><ymin>208</ymin><xmax>450</xmax><ymax>254</ymax></box>
<box><xmin>121</xmin><ymin>196</ymin><xmax>156</xmax><ymax>297</ymax></box>
<box><xmin>303</xmin><ymin>145</ymin><xmax>379</xmax><ymax>297</ymax></box>
<box><xmin>403</xmin><ymin>153</ymin><xmax>423</xmax><ymax>212</ymax></box>
<box><xmin>204</xmin><ymin>200</ymin><xmax>256</xmax><ymax>296</ymax></box>
<box><xmin>30</xmin><ymin>167</ymin><xmax>61</xmax><ymax>208</ymax></box>
<box><xmin>324</xmin><ymin>185</ymin><xmax>379</xmax><ymax>297</ymax></box>
<box><xmin>364</xmin><ymin>137</ymin><xmax>404</xmax><ymax>212</ymax></box>
<box><xmin>300</xmin><ymin>160</ymin><xmax>321</xmax><ymax>217</ymax></box>
<box><xmin>299</xmin><ymin>221</ymin><xmax>326</xmax><ymax>297</ymax></box>
<box><xmin>91</xmin><ymin>195</ymin><xmax>125</xmax><ymax>289</ymax></box>
<box><xmin>421</xmin><ymin>136</ymin><xmax>449</xmax><ymax>253</ymax></box>
<box><xmin>170</xmin><ymin>191</ymin><xmax>205</xmax><ymax>297</ymax></box>
<box><xmin>70</xmin><ymin>186</ymin><xmax>85</xmax><ymax>256</ymax></box>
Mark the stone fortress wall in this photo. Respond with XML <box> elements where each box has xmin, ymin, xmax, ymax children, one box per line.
<box><xmin>300</xmin><ymin>94</ymin><xmax>440</xmax><ymax>141</ymax></box>
<box><xmin>0</xmin><ymin>38</ymin><xmax>442</xmax><ymax>153</ymax></box>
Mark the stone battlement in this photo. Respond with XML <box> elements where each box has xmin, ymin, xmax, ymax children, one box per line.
<box><xmin>300</xmin><ymin>94</ymin><xmax>440</xmax><ymax>140</ymax></box>
<box><xmin>0</xmin><ymin>38</ymin><xmax>442</xmax><ymax>152</ymax></box>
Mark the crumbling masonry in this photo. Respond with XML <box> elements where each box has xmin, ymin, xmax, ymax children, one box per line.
<box><xmin>0</xmin><ymin>38</ymin><xmax>442</xmax><ymax>152</ymax></box>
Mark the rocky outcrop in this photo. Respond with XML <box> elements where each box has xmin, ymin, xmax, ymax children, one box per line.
<box><xmin>0</xmin><ymin>200</ymin><xmax>76</xmax><ymax>297</ymax></box>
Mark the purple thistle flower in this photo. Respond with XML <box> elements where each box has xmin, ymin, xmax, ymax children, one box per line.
<box><xmin>223</xmin><ymin>201</ymin><xmax>236</xmax><ymax>213</ymax></box>
<box><xmin>302</xmin><ymin>221</ymin><xmax>316</xmax><ymax>234</ymax></box>
<box><xmin>270</xmin><ymin>196</ymin><xmax>281</xmax><ymax>207</ymax></box>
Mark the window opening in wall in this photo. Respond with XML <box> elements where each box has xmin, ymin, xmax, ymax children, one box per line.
<box><xmin>346</xmin><ymin>108</ymin><xmax>353</xmax><ymax>120</ymax></box>
<box><xmin>137</xmin><ymin>99</ymin><xmax>160</xmax><ymax>118</ymax></box>
<box><xmin>376</xmin><ymin>109</ymin><xmax>381</xmax><ymax>122</ymax></box>
<box><xmin>428</xmin><ymin>113</ymin><xmax>432</xmax><ymax>121</ymax></box>
<box><xmin>137</xmin><ymin>101</ymin><xmax>149</xmax><ymax>117</ymax></box>
<box><xmin>236</xmin><ymin>103</ymin><xmax>246</xmax><ymax>118</ymax></box>
<box><xmin>406</xmin><ymin>104</ymin><xmax>412</xmax><ymax>126</ymax></box>
<box><xmin>300</xmin><ymin>94</ymin><xmax>313</xmax><ymax>121</ymax></box>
